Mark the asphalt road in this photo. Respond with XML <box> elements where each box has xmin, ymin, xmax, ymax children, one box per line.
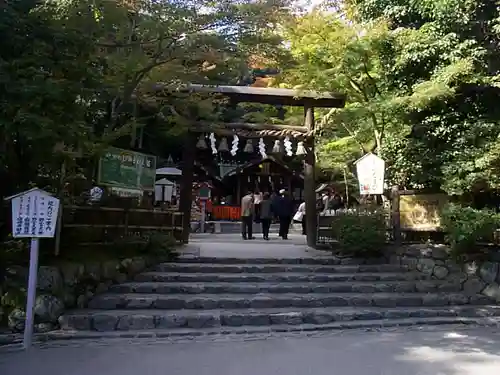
<box><xmin>1</xmin><ymin>327</ymin><xmax>499</xmax><ymax>375</ymax></box>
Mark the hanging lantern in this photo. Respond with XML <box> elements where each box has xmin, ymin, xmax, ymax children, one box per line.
<box><xmin>218</xmin><ymin>137</ymin><xmax>229</xmax><ymax>152</ymax></box>
<box><xmin>243</xmin><ymin>139</ymin><xmax>254</xmax><ymax>153</ymax></box>
<box><xmin>272</xmin><ymin>139</ymin><xmax>282</xmax><ymax>153</ymax></box>
<box><xmin>196</xmin><ymin>134</ymin><xmax>207</xmax><ymax>149</ymax></box>
<box><xmin>296</xmin><ymin>141</ymin><xmax>306</xmax><ymax>156</ymax></box>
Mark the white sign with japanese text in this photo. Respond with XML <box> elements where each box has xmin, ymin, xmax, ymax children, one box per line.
<box><xmin>10</xmin><ymin>189</ymin><xmax>60</xmax><ymax>238</ymax></box>
<box><xmin>355</xmin><ymin>153</ymin><xmax>385</xmax><ymax>195</ymax></box>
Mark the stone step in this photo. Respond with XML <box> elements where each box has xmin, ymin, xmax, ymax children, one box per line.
<box><xmin>175</xmin><ymin>257</ymin><xmax>384</xmax><ymax>265</ymax></box>
<box><xmin>59</xmin><ymin>305</ymin><xmax>500</xmax><ymax>332</ymax></box>
<box><xmin>87</xmin><ymin>292</ymin><xmax>493</xmax><ymax>310</ymax></box>
<box><xmin>110</xmin><ymin>280</ymin><xmax>462</xmax><ymax>295</ymax></box>
<box><xmin>135</xmin><ymin>271</ymin><xmax>430</xmax><ymax>283</ymax></box>
<box><xmin>154</xmin><ymin>263</ymin><xmax>407</xmax><ymax>274</ymax></box>
<box><xmin>39</xmin><ymin>316</ymin><xmax>500</xmax><ymax>343</ymax></box>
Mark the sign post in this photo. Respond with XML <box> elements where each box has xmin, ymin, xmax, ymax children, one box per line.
<box><xmin>354</xmin><ymin>153</ymin><xmax>385</xmax><ymax>196</ymax></box>
<box><xmin>4</xmin><ymin>188</ymin><xmax>60</xmax><ymax>350</ymax></box>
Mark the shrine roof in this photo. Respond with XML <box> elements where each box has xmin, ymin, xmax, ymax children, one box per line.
<box><xmin>152</xmin><ymin>83</ymin><xmax>345</xmax><ymax>108</ymax></box>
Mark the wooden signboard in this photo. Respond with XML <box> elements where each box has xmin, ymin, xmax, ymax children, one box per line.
<box><xmin>399</xmin><ymin>193</ymin><xmax>448</xmax><ymax>231</ymax></box>
<box><xmin>98</xmin><ymin>147</ymin><xmax>156</xmax><ymax>191</ymax></box>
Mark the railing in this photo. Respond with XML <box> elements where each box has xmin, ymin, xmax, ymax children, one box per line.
<box><xmin>61</xmin><ymin>205</ymin><xmax>184</xmax><ymax>245</ymax></box>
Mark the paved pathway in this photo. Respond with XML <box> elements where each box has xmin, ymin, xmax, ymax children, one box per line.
<box><xmin>1</xmin><ymin>326</ymin><xmax>500</xmax><ymax>375</ymax></box>
<box><xmin>183</xmin><ymin>233</ymin><xmax>330</xmax><ymax>258</ymax></box>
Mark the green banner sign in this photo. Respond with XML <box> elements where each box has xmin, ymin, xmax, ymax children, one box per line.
<box><xmin>98</xmin><ymin>147</ymin><xmax>157</xmax><ymax>191</ymax></box>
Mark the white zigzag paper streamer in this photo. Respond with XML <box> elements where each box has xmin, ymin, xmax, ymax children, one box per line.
<box><xmin>209</xmin><ymin>133</ymin><xmax>217</xmax><ymax>154</ymax></box>
<box><xmin>258</xmin><ymin>138</ymin><xmax>266</xmax><ymax>158</ymax></box>
<box><xmin>230</xmin><ymin>134</ymin><xmax>239</xmax><ymax>156</ymax></box>
<box><xmin>284</xmin><ymin>136</ymin><xmax>293</xmax><ymax>157</ymax></box>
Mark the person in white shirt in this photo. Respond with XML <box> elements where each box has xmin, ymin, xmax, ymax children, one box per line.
<box><xmin>294</xmin><ymin>201</ymin><xmax>306</xmax><ymax>235</ymax></box>
<box><xmin>240</xmin><ymin>190</ymin><xmax>255</xmax><ymax>240</ymax></box>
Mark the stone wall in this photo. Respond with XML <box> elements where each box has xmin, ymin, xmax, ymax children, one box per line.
<box><xmin>389</xmin><ymin>244</ymin><xmax>500</xmax><ymax>302</ymax></box>
<box><xmin>1</xmin><ymin>256</ymin><xmax>159</xmax><ymax>335</ymax></box>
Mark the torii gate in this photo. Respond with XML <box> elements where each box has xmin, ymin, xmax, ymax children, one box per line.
<box><xmin>155</xmin><ymin>84</ymin><xmax>346</xmax><ymax>248</ymax></box>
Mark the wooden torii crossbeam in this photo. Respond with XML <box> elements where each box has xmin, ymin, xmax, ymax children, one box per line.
<box><xmin>157</xmin><ymin>84</ymin><xmax>346</xmax><ymax>247</ymax></box>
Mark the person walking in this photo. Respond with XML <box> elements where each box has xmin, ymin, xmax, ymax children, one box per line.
<box><xmin>293</xmin><ymin>200</ymin><xmax>306</xmax><ymax>235</ymax></box>
<box><xmin>260</xmin><ymin>192</ymin><xmax>273</xmax><ymax>240</ymax></box>
<box><xmin>272</xmin><ymin>189</ymin><xmax>294</xmax><ymax>239</ymax></box>
<box><xmin>240</xmin><ymin>190</ymin><xmax>255</xmax><ymax>240</ymax></box>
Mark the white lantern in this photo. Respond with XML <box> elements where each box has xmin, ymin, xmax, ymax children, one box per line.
<box><xmin>196</xmin><ymin>135</ymin><xmax>207</xmax><ymax>149</ymax></box>
<box><xmin>243</xmin><ymin>139</ymin><xmax>254</xmax><ymax>153</ymax></box>
<box><xmin>218</xmin><ymin>137</ymin><xmax>229</xmax><ymax>152</ymax></box>
<box><xmin>296</xmin><ymin>141</ymin><xmax>306</xmax><ymax>156</ymax></box>
<box><xmin>272</xmin><ymin>139</ymin><xmax>282</xmax><ymax>154</ymax></box>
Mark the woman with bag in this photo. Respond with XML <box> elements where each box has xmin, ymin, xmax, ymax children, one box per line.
<box><xmin>293</xmin><ymin>201</ymin><xmax>306</xmax><ymax>235</ymax></box>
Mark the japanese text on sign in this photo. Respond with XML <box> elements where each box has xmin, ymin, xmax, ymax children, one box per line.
<box><xmin>10</xmin><ymin>189</ymin><xmax>60</xmax><ymax>238</ymax></box>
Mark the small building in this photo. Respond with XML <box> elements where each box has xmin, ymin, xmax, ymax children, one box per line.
<box><xmin>211</xmin><ymin>156</ymin><xmax>304</xmax><ymax>221</ymax></box>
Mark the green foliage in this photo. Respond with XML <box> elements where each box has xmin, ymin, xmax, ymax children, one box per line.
<box><xmin>441</xmin><ymin>203</ymin><xmax>500</xmax><ymax>259</ymax></box>
<box><xmin>331</xmin><ymin>211</ymin><xmax>387</xmax><ymax>257</ymax></box>
<box><xmin>279</xmin><ymin>1</ymin><xmax>500</xmax><ymax>195</ymax></box>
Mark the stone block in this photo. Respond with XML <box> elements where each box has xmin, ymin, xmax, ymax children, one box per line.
<box><xmin>35</xmin><ymin>322</ymin><xmax>55</xmax><ymax>333</ymax></box>
<box><xmin>372</xmin><ymin>297</ymin><xmax>398</xmax><ymax>307</ymax></box>
<box><xmin>8</xmin><ymin>308</ymin><xmax>25</xmax><ymax>332</ymax></box>
<box><xmin>463</xmin><ymin>277</ymin><xmax>485</xmax><ymax>295</ymax></box>
<box><xmin>37</xmin><ymin>266</ymin><xmax>63</xmax><ymax>293</ymax></box>
<box><xmin>93</xmin><ymin>314</ymin><xmax>119</xmax><ymax>331</ymax></box>
<box><xmin>186</xmin><ymin>314</ymin><xmax>220</xmax><ymax>328</ymax></box>
<box><xmin>114</xmin><ymin>272</ymin><xmax>127</xmax><ymax>284</ymax></box>
<box><xmin>355</xmin><ymin>311</ymin><xmax>382</xmax><ymax>320</ymax></box>
<box><xmin>479</xmin><ymin>262</ymin><xmax>499</xmax><ymax>284</ymax></box>
<box><xmin>34</xmin><ymin>294</ymin><xmax>64</xmax><ymax>323</ymax></box>
<box><xmin>88</xmin><ymin>295</ymin><xmax>126</xmax><ymax>309</ymax></box>
<box><xmin>117</xmin><ymin>315</ymin><xmax>155</xmax><ymax>330</ymax></box>
<box><xmin>59</xmin><ymin>314</ymin><xmax>91</xmax><ymax>330</ymax></box>
<box><xmin>422</xmin><ymin>294</ymin><xmax>449</xmax><ymax>306</ymax></box>
<box><xmin>101</xmin><ymin>261</ymin><xmax>119</xmax><ymax>280</ymax></box>
<box><xmin>128</xmin><ymin>258</ymin><xmax>146</xmax><ymax>275</ymax></box>
<box><xmin>352</xmin><ymin>284</ymin><xmax>378</xmax><ymax>293</ymax></box>
<box><xmin>349</xmin><ymin>296</ymin><xmax>372</xmax><ymax>306</ymax></box>
<box><xmin>126</xmin><ymin>296</ymin><xmax>156</xmax><ymax>309</ymax></box>
<box><xmin>482</xmin><ymin>283</ymin><xmax>500</xmax><ymax>302</ymax></box>
<box><xmin>431</xmin><ymin>246</ymin><xmax>449</xmax><ymax>260</ymax></box>
<box><xmin>85</xmin><ymin>262</ymin><xmax>102</xmax><ymax>281</ymax></box>
<box><xmin>156</xmin><ymin>314</ymin><xmax>188</xmax><ymax>328</ymax></box>
<box><xmin>447</xmin><ymin>294</ymin><xmax>469</xmax><ymax>305</ymax></box>
<box><xmin>270</xmin><ymin>312</ymin><xmax>303</xmax><ymax>325</ymax></box>
<box><xmin>433</xmin><ymin>265</ymin><xmax>449</xmax><ymax>280</ymax></box>
<box><xmin>384</xmin><ymin>310</ymin><xmax>411</xmax><ymax>319</ymax></box>
<box><xmin>60</xmin><ymin>263</ymin><xmax>84</xmax><ymax>286</ymax></box>
<box><xmin>417</xmin><ymin>258</ymin><xmax>435</xmax><ymax>275</ymax></box>
<box><xmin>436</xmin><ymin>281</ymin><xmax>461</xmax><ymax>293</ymax></box>
<box><xmin>393</xmin><ymin>283</ymin><xmax>416</xmax><ymax>293</ymax></box>
<box><xmin>416</xmin><ymin>281</ymin><xmax>438</xmax><ymax>293</ymax></box>
<box><xmin>303</xmin><ymin>313</ymin><xmax>334</xmax><ymax>324</ymax></box>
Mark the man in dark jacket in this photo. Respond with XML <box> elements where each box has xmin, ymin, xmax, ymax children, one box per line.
<box><xmin>272</xmin><ymin>189</ymin><xmax>294</xmax><ymax>239</ymax></box>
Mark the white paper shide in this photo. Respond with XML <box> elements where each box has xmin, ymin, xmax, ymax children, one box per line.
<box><xmin>10</xmin><ymin>188</ymin><xmax>60</xmax><ymax>238</ymax></box>
<box><xmin>355</xmin><ymin>153</ymin><xmax>385</xmax><ymax>195</ymax></box>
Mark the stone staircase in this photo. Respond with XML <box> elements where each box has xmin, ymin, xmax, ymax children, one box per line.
<box><xmin>59</xmin><ymin>256</ymin><xmax>500</xmax><ymax>337</ymax></box>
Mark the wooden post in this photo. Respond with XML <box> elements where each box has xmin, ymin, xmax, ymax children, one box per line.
<box><xmin>391</xmin><ymin>186</ymin><xmax>401</xmax><ymax>243</ymax></box>
<box><xmin>179</xmin><ymin>133</ymin><xmax>196</xmax><ymax>243</ymax></box>
<box><xmin>303</xmin><ymin>102</ymin><xmax>317</xmax><ymax>248</ymax></box>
